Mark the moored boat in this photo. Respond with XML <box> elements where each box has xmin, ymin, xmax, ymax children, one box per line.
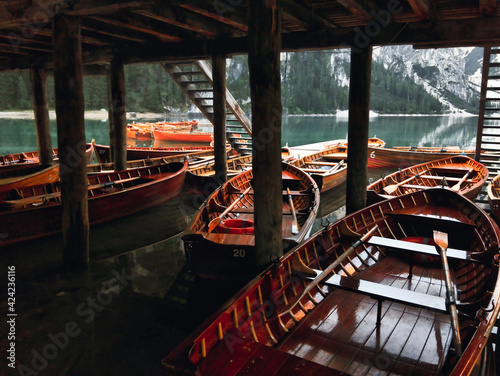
<box><xmin>487</xmin><ymin>174</ymin><xmax>500</xmax><ymax>222</ymax></box>
<box><xmin>342</xmin><ymin>136</ymin><xmax>386</xmax><ymax>149</ymax></box>
<box><xmin>182</xmin><ymin>162</ymin><xmax>320</xmax><ymax>279</ymax></box>
<box><xmin>163</xmin><ymin>187</ymin><xmax>500</xmax><ymax>376</ymax></box>
<box><xmin>92</xmin><ymin>140</ymin><xmax>217</xmax><ymax>163</ymax></box>
<box><xmin>126</xmin><ymin>123</ymin><xmax>154</xmax><ymax>140</ymax></box>
<box><xmin>0</xmin><ymin>143</ymin><xmax>94</xmax><ymax>166</ymax></box>
<box><xmin>153</xmin><ymin>128</ymin><xmax>213</xmax><ymax>143</ymax></box>
<box><xmin>367</xmin><ymin>145</ymin><xmax>474</xmax><ymax>169</ymax></box>
<box><xmin>367</xmin><ymin>155</ymin><xmax>488</xmax><ymax>204</ymax></box>
<box><xmin>0</xmin><ymin>160</ymin><xmax>187</xmax><ymax>247</ymax></box>
<box><xmin>0</xmin><ymin>163</ymin><xmax>59</xmax><ymax>200</ymax></box>
<box><xmin>289</xmin><ymin>144</ymin><xmax>347</xmax><ymax>193</ymax></box>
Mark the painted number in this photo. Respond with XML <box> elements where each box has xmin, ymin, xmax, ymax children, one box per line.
<box><xmin>370</xmin><ymin>151</ymin><xmax>376</xmax><ymax>159</ymax></box>
<box><xmin>233</xmin><ymin>249</ymin><xmax>246</xmax><ymax>258</ymax></box>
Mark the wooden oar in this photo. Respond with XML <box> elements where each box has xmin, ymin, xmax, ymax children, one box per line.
<box><xmin>383</xmin><ymin>171</ymin><xmax>427</xmax><ymax>194</ymax></box>
<box><xmin>451</xmin><ymin>168</ymin><xmax>473</xmax><ymax>192</ymax></box>
<box><xmin>287</xmin><ymin>187</ymin><xmax>299</xmax><ymax>235</ymax></box>
<box><xmin>279</xmin><ymin>224</ymin><xmax>379</xmax><ymax>317</ymax></box>
<box><xmin>433</xmin><ymin>230</ymin><xmax>462</xmax><ymax>356</ymax></box>
<box><xmin>207</xmin><ymin>186</ymin><xmax>252</xmax><ymax>233</ymax></box>
<box><xmin>4</xmin><ymin>176</ymin><xmax>142</xmax><ymax>209</ymax></box>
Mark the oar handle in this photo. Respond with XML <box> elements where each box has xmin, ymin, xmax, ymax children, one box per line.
<box><xmin>451</xmin><ymin>168</ymin><xmax>473</xmax><ymax>191</ymax></box>
<box><xmin>207</xmin><ymin>186</ymin><xmax>252</xmax><ymax>232</ymax></box>
<box><xmin>287</xmin><ymin>187</ymin><xmax>299</xmax><ymax>235</ymax></box>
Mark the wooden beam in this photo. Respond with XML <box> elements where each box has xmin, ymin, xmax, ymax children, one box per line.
<box><xmin>480</xmin><ymin>0</ymin><xmax>498</xmax><ymax>15</ymax></box>
<box><xmin>280</xmin><ymin>0</ymin><xmax>337</xmax><ymax>29</ymax></box>
<box><xmin>407</xmin><ymin>0</ymin><xmax>432</xmax><ymax>20</ymax></box>
<box><xmin>212</xmin><ymin>54</ymin><xmax>227</xmax><ymax>183</ymax></box>
<box><xmin>248</xmin><ymin>0</ymin><xmax>282</xmax><ymax>272</ymax></box>
<box><xmin>179</xmin><ymin>3</ymin><xmax>248</xmax><ymax>33</ymax></box>
<box><xmin>346</xmin><ymin>46</ymin><xmax>372</xmax><ymax>214</ymax></box>
<box><xmin>30</xmin><ymin>68</ymin><xmax>53</xmax><ymax>165</ymax></box>
<box><xmin>336</xmin><ymin>0</ymin><xmax>379</xmax><ymax>23</ymax></box>
<box><xmin>53</xmin><ymin>14</ymin><xmax>89</xmax><ymax>271</ymax></box>
<box><xmin>109</xmin><ymin>56</ymin><xmax>127</xmax><ymax>171</ymax></box>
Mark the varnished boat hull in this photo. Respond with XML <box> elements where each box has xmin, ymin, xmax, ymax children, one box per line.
<box><xmin>182</xmin><ymin>163</ymin><xmax>320</xmax><ymax>279</ymax></box>
<box><xmin>92</xmin><ymin>141</ymin><xmax>215</xmax><ymax>163</ymax></box>
<box><xmin>153</xmin><ymin>128</ymin><xmax>212</xmax><ymax>143</ymax></box>
<box><xmin>487</xmin><ymin>174</ymin><xmax>500</xmax><ymax>222</ymax></box>
<box><xmin>0</xmin><ymin>143</ymin><xmax>94</xmax><ymax>166</ymax></box>
<box><xmin>367</xmin><ymin>155</ymin><xmax>488</xmax><ymax>205</ymax></box>
<box><xmin>0</xmin><ymin>164</ymin><xmax>59</xmax><ymax>199</ymax></box>
<box><xmin>0</xmin><ymin>161</ymin><xmax>187</xmax><ymax>247</ymax></box>
<box><xmin>164</xmin><ymin>188</ymin><xmax>500</xmax><ymax>376</ymax></box>
<box><xmin>367</xmin><ymin>145</ymin><xmax>475</xmax><ymax>169</ymax></box>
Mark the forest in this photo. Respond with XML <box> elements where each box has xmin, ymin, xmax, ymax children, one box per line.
<box><xmin>0</xmin><ymin>51</ymin><xmax>473</xmax><ymax>115</ymax></box>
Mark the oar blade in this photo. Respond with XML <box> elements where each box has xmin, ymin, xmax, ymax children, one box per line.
<box><xmin>382</xmin><ymin>185</ymin><xmax>399</xmax><ymax>194</ymax></box>
<box><xmin>208</xmin><ymin>218</ymin><xmax>221</xmax><ymax>233</ymax></box>
<box><xmin>433</xmin><ymin>230</ymin><xmax>448</xmax><ymax>251</ymax></box>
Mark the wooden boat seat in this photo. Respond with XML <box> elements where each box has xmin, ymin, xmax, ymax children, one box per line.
<box><xmin>308</xmin><ymin>271</ymin><xmax>448</xmax><ymax>326</ymax></box>
<box><xmin>419</xmin><ymin>175</ymin><xmax>475</xmax><ymax>183</ymax></box>
<box><xmin>304</xmin><ymin>161</ymin><xmax>341</xmax><ymax>166</ymax></box>
<box><xmin>368</xmin><ymin>236</ymin><xmax>476</xmax><ymax>262</ymax></box>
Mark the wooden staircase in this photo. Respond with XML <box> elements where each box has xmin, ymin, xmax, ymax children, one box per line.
<box><xmin>162</xmin><ymin>60</ymin><xmax>252</xmax><ymax>155</ymax></box>
<box><xmin>474</xmin><ymin>46</ymin><xmax>500</xmax><ymax>210</ymax></box>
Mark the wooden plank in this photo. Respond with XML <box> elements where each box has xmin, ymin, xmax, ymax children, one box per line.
<box><xmin>109</xmin><ymin>56</ymin><xmax>127</xmax><ymax>171</ymax></box>
<box><xmin>53</xmin><ymin>14</ymin><xmax>89</xmax><ymax>271</ymax></box>
<box><xmin>367</xmin><ymin>236</ymin><xmax>469</xmax><ymax>260</ymax></box>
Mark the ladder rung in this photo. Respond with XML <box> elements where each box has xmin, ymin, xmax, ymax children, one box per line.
<box><xmin>486</xmin><ymin>87</ymin><xmax>500</xmax><ymax>91</ymax></box>
<box><xmin>490</xmin><ymin>63</ymin><xmax>500</xmax><ymax>67</ymax></box>
<box><xmin>486</xmin><ymin>98</ymin><xmax>500</xmax><ymax>101</ymax></box>
<box><xmin>488</xmin><ymin>76</ymin><xmax>500</xmax><ymax>79</ymax></box>
<box><xmin>481</xmin><ymin>141</ymin><xmax>500</xmax><ymax>145</ymax></box>
<box><xmin>188</xmin><ymin>89</ymin><xmax>213</xmax><ymax>93</ymax></box>
<box><xmin>172</xmin><ymin>70</ymin><xmax>202</xmax><ymax>76</ymax></box>
<box><xmin>490</xmin><ymin>49</ymin><xmax>500</xmax><ymax>54</ymax></box>
<box><xmin>485</xmin><ymin>108</ymin><xmax>500</xmax><ymax>111</ymax></box>
<box><xmin>485</xmin><ymin>117</ymin><xmax>500</xmax><ymax>120</ymax></box>
<box><xmin>179</xmin><ymin>80</ymin><xmax>210</xmax><ymax>85</ymax></box>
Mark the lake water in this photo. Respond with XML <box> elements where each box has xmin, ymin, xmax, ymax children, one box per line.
<box><xmin>0</xmin><ymin>114</ymin><xmax>479</xmax><ymax>155</ymax></box>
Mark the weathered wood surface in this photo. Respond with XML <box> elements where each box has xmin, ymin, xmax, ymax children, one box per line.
<box><xmin>212</xmin><ymin>53</ymin><xmax>228</xmax><ymax>183</ymax></box>
<box><xmin>31</xmin><ymin>68</ymin><xmax>53</xmax><ymax>165</ymax></box>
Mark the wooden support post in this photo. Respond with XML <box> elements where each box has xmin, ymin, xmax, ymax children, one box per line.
<box><xmin>31</xmin><ymin>68</ymin><xmax>53</xmax><ymax>165</ymax></box>
<box><xmin>346</xmin><ymin>46</ymin><xmax>372</xmax><ymax>214</ymax></box>
<box><xmin>106</xmin><ymin>63</ymin><xmax>114</xmax><ymax>163</ymax></box>
<box><xmin>212</xmin><ymin>53</ymin><xmax>227</xmax><ymax>183</ymax></box>
<box><xmin>248</xmin><ymin>0</ymin><xmax>282</xmax><ymax>272</ymax></box>
<box><xmin>53</xmin><ymin>14</ymin><xmax>89</xmax><ymax>271</ymax></box>
<box><xmin>109</xmin><ymin>57</ymin><xmax>127</xmax><ymax>171</ymax></box>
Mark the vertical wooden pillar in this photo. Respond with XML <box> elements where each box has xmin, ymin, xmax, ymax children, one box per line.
<box><xmin>53</xmin><ymin>14</ymin><xmax>89</xmax><ymax>271</ymax></box>
<box><xmin>31</xmin><ymin>68</ymin><xmax>53</xmax><ymax>165</ymax></box>
<box><xmin>109</xmin><ymin>57</ymin><xmax>127</xmax><ymax>171</ymax></box>
<box><xmin>106</xmin><ymin>64</ymin><xmax>114</xmax><ymax>163</ymax></box>
<box><xmin>248</xmin><ymin>0</ymin><xmax>282</xmax><ymax>272</ymax></box>
<box><xmin>346</xmin><ymin>46</ymin><xmax>372</xmax><ymax>214</ymax></box>
<box><xmin>212</xmin><ymin>53</ymin><xmax>227</xmax><ymax>183</ymax></box>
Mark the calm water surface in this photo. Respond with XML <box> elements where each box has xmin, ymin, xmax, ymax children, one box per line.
<box><xmin>0</xmin><ymin>115</ymin><xmax>479</xmax><ymax>155</ymax></box>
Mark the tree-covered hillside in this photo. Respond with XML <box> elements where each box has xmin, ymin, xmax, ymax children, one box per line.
<box><xmin>0</xmin><ymin>51</ymin><xmax>472</xmax><ymax>114</ymax></box>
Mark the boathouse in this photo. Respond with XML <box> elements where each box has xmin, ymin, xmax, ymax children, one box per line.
<box><xmin>1</xmin><ymin>1</ymin><xmax>500</xmax><ymax>373</ymax></box>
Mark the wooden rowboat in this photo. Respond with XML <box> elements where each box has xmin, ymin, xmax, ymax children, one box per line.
<box><xmin>367</xmin><ymin>155</ymin><xmax>488</xmax><ymax>205</ymax></box>
<box><xmin>0</xmin><ymin>143</ymin><xmax>95</xmax><ymax>166</ymax></box>
<box><xmin>153</xmin><ymin>128</ymin><xmax>213</xmax><ymax>143</ymax></box>
<box><xmin>0</xmin><ymin>163</ymin><xmax>59</xmax><ymax>200</ymax></box>
<box><xmin>487</xmin><ymin>174</ymin><xmax>500</xmax><ymax>222</ymax></box>
<box><xmin>289</xmin><ymin>144</ymin><xmax>347</xmax><ymax>193</ymax></box>
<box><xmin>0</xmin><ymin>160</ymin><xmax>187</xmax><ymax>247</ymax></box>
<box><xmin>367</xmin><ymin>145</ymin><xmax>475</xmax><ymax>169</ymax></box>
<box><xmin>341</xmin><ymin>136</ymin><xmax>386</xmax><ymax>149</ymax></box>
<box><xmin>163</xmin><ymin>187</ymin><xmax>500</xmax><ymax>376</ymax></box>
<box><xmin>92</xmin><ymin>140</ymin><xmax>216</xmax><ymax>163</ymax></box>
<box><xmin>126</xmin><ymin>123</ymin><xmax>154</xmax><ymax>140</ymax></box>
<box><xmin>182</xmin><ymin>163</ymin><xmax>320</xmax><ymax>279</ymax></box>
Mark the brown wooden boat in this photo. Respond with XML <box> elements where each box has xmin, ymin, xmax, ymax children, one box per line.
<box><xmin>367</xmin><ymin>145</ymin><xmax>475</xmax><ymax>169</ymax></box>
<box><xmin>0</xmin><ymin>143</ymin><xmax>94</xmax><ymax>166</ymax></box>
<box><xmin>92</xmin><ymin>140</ymin><xmax>217</xmax><ymax>163</ymax></box>
<box><xmin>163</xmin><ymin>187</ymin><xmax>500</xmax><ymax>376</ymax></box>
<box><xmin>342</xmin><ymin>136</ymin><xmax>386</xmax><ymax>149</ymax></box>
<box><xmin>367</xmin><ymin>155</ymin><xmax>488</xmax><ymax>205</ymax></box>
<box><xmin>0</xmin><ymin>160</ymin><xmax>187</xmax><ymax>247</ymax></box>
<box><xmin>0</xmin><ymin>163</ymin><xmax>59</xmax><ymax>200</ymax></box>
<box><xmin>182</xmin><ymin>162</ymin><xmax>320</xmax><ymax>279</ymax></box>
<box><xmin>487</xmin><ymin>174</ymin><xmax>500</xmax><ymax>222</ymax></box>
<box><xmin>289</xmin><ymin>144</ymin><xmax>347</xmax><ymax>193</ymax></box>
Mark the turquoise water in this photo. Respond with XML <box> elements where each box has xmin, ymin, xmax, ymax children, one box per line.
<box><xmin>0</xmin><ymin>115</ymin><xmax>479</xmax><ymax>155</ymax></box>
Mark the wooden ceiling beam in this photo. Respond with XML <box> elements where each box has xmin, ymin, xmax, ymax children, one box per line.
<box><xmin>280</xmin><ymin>0</ymin><xmax>337</xmax><ymax>29</ymax></box>
<box><xmin>406</xmin><ymin>0</ymin><xmax>432</xmax><ymax>20</ymax></box>
<box><xmin>336</xmin><ymin>0</ymin><xmax>380</xmax><ymax>23</ymax></box>
<box><xmin>479</xmin><ymin>0</ymin><xmax>498</xmax><ymax>15</ymax></box>
<box><xmin>89</xmin><ymin>15</ymin><xmax>183</xmax><ymax>42</ymax></box>
<box><xmin>0</xmin><ymin>40</ymin><xmax>51</xmax><ymax>53</ymax></box>
<box><xmin>81</xmin><ymin>24</ymin><xmax>148</xmax><ymax>44</ymax></box>
<box><xmin>178</xmin><ymin>3</ymin><xmax>248</xmax><ymax>33</ymax></box>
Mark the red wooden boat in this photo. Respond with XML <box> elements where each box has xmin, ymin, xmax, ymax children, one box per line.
<box><xmin>487</xmin><ymin>174</ymin><xmax>500</xmax><ymax>222</ymax></box>
<box><xmin>92</xmin><ymin>140</ymin><xmax>216</xmax><ymax>163</ymax></box>
<box><xmin>367</xmin><ymin>155</ymin><xmax>488</xmax><ymax>205</ymax></box>
<box><xmin>164</xmin><ymin>187</ymin><xmax>500</xmax><ymax>376</ymax></box>
<box><xmin>126</xmin><ymin>123</ymin><xmax>154</xmax><ymax>140</ymax></box>
<box><xmin>153</xmin><ymin>128</ymin><xmax>212</xmax><ymax>143</ymax></box>
<box><xmin>182</xmin><ymin>163</ymin><xmax>320</xmax><ymax>279</ymax></box>
<box><xmin>289</xmin><ymin>144</ymin><xmax>347</xmax><ymax>193</ymax></box>
<box><xmin>0</xmin><ymin>163</ymin><xmax>59</xmax><ymax>200</ymax></box>
<box><xmin>0</xmin><ymin>143</ymin><xmax>94</xmax><ymax>166</ymax></box>
<box><xmin>341</xmin><ymin>136</ymin><xmax>386</xmax><ymax>149</ymax></box>
<box><xmin>367</xmin><ymin>145</ymin><xmax>475</xmax><ymax>169</ymax></box>
<box><xmin>0</xmin><ymin>160</ymin><xmax>187</xmax><ymax>247</ymax></box>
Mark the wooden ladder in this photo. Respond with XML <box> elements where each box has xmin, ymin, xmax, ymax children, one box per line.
<box><xmin>474</xmin><ymin>46</ymin><xmax>500</xmax><ymax>210</ymax></box>
<box><xmin>162</xmin><ymin>60</ymin><xmax>252</xmax><ymax>155</ymax></box>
